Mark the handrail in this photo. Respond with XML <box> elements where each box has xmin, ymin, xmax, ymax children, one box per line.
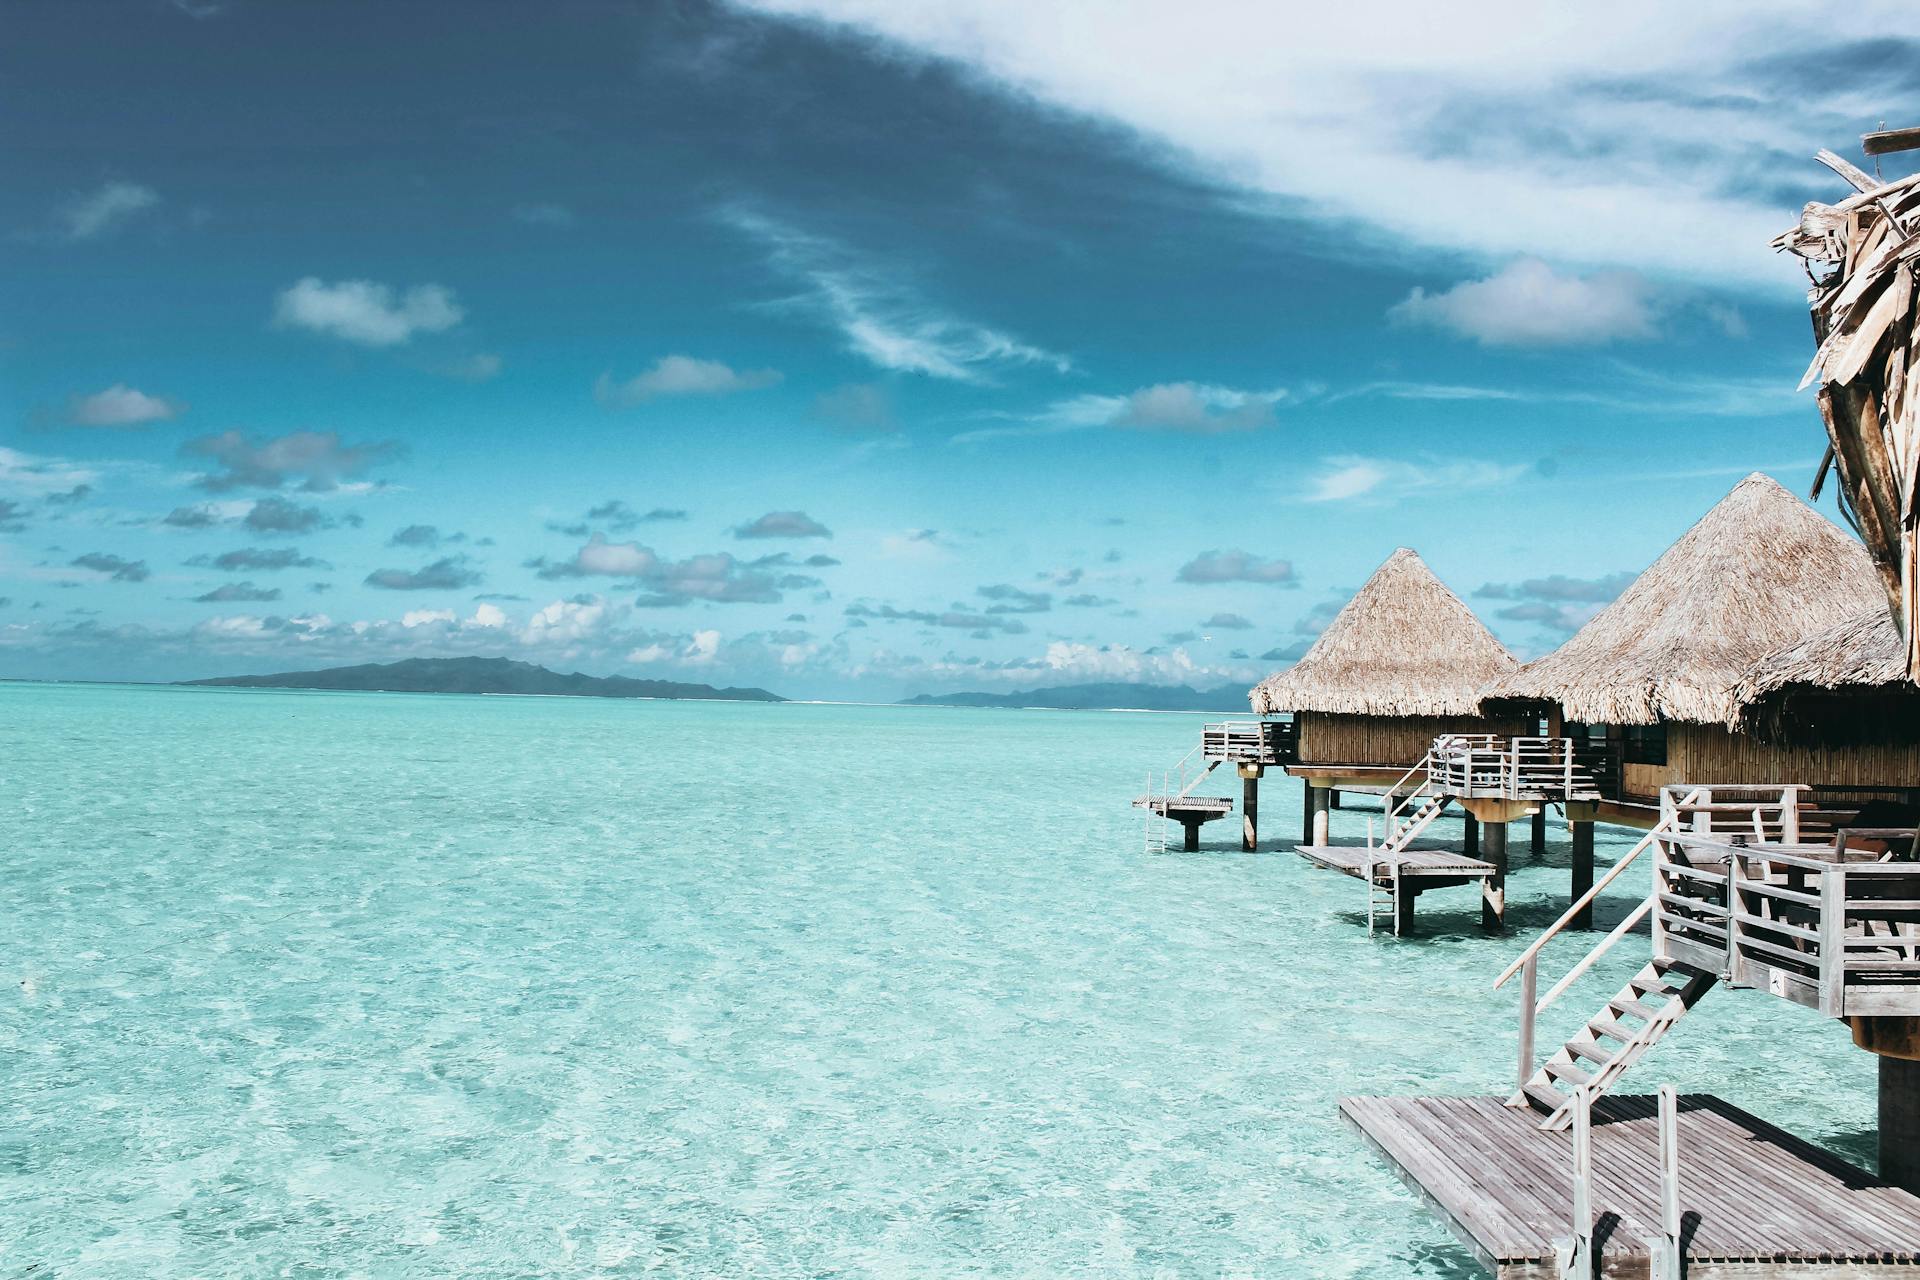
<box><xmin>1493</xmin><ymin>787</ymin><xmax>1704</xmax><ymax>991</ymax></box>
<box><xmin>1537</xmin><ymin>896</ymin><xmax>1655</xmax><ymax>1011</ymax></box>
<box><xmin>1381</xmin><ymin>750</ymin><xmax>1432</xmax><ymax>836</ymax></box>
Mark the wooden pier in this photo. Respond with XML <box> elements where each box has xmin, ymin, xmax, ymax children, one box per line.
<box><xmin>1295</xmin><ymin>839</ymin><xmax>1497</xmax><ymax>935</ymax></box>
<box><xmin>1345</xmin><ymin>1092</ymin><xmax>1920</xmax><ymax>1278</ymax></box>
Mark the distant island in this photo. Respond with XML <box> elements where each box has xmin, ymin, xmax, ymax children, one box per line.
<box><xmin>179</xmin><ymin>656</ymin><xmax>786</xmax><ymax>703</ymax></box>
<box><xmin>900</xmin><ymin>681</ymin><xmax>1254</xmax><ymax>712</ymax></box>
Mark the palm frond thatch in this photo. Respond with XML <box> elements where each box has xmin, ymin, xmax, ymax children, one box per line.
<box><xmin>1774</xmin><ymin>150</ymin><xmax>1920</xmax><ymax>678</ymax></box>
<box><xmin>1250</xmin><ymin>548</ymin><xmax>1515</xmax><ymax>716</ymax></box>
<box><xmin>1482</xmin><ymin>473</ymin><xmax>1882</xmax><ymax>726</ymax></box>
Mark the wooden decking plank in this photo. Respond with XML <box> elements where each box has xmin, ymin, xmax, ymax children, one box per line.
<box><xmin>1341</xmin><ymin>1097</ymin><xmax>1544</xmax><ymax>1259</ymax></box>
<box><xmin>1342</xmin><ymin>1093</ymin><xmax>1920</xmax><ymax>1271</ymax></box>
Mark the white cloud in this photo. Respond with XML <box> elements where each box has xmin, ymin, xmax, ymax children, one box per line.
<box><xmin>684</xmin><ymin>630</ymin><xmax>722</xmax><ymax>664</ymax></box>
<box><xmin>1389</xmin><ymin>258</ymin><xmax>1659</xmax><ymax>346</ymax></box>
<box><xmin>595</xmin><ymin>355</ymin><xmax>782</xmax><ymax>407</ymax></box>
<box><xmin>469</xmin><ymin>603</ymin><xmax>507</xmax><ymax>628</ymax></box>
<box><xmin>956</xmin><ymin>381</ymin><xmax>1288</xmax><ymax>443</ymax></box>
<box><xmin>724</xmin><ymin>208</ymin><xmax>1071</xmax><ymax>382</ymax></box>
<box><xmin>59</xmin><ymin>182</ymin><xmax>159</xmax><ymax>240</ymax></box>
<box><xmin>272</xmin><ymin>277</ymin><xmax>464</xmax><ymax>346</ymax></box>
<box><xmin>1303</xmin><ymin>454</ymin><xmax>1532</xmax><ymax>503</ymax></box>
<box><xmin>63</xmin><ymin>384</ymin><xmax>186</xmax><ymax>428</ymax></box>
<box><xmin>0</xmin><ymin>447</ymin><xmax>99</xmax><ymax>499</ymax></box>
<box><xmin>734</xmin><ymin>2</ymin><xmax>1920</xmax><ymax>291</ymax></box>
<box><xmin>402</xmin><ymin>609</ymin><xmax>456</xmax><ymax>628</ymax></box>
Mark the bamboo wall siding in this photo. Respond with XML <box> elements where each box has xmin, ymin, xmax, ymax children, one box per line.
<box><xmin>1297</xmin><ymin>712</ymin><xmax>1533</xmax><ymax>767</ymax></box>
<box><xmin>1621</xmin><ymin>722</ymin><xmax>1920</xmax><ymax>800</ymax></box>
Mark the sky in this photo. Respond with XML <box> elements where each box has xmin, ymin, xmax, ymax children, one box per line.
<box><xmin>4</xmin><ymin>1</ymin><xmax>1920</xmax><ymax>701</ymax></box>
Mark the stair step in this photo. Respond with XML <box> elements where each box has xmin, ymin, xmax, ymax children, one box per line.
<box><xmin>1587</xmin><ymin>1015</ymin><xmax>1635</xmax><ymax>1043</ymax></box>
<box><xmin>1546</xmin><ymin>1060</ymin><xmax>1595</xmax><ymax>1089</ymax></box>
<box><xmin>1608</xmin><ymin>995</ymin><xmax>1664</xmax><ymax>1022</ymax></box>
<box><xmin>1564</xmin><ymin>1036</ymin><xmax>1612</xmax><ymax>1065</ymax></box>
<box><xmin>1520</xmin><ymin>1081</ymin><xmax>1566</xmax><ymax>1114</ymax></box>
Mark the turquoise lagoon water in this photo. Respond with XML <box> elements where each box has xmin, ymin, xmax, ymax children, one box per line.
<box><xmin>2</xmin><ymin>682</ymin><xmax>1882</xmax><ymax>1277</ymax></box>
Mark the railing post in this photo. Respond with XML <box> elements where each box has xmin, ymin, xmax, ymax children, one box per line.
<box><xmin>1820</xmin><ymin>867</ymin><xmax>1847</xmax><ymax>1017</ymax></box>
<box><xmin>1651</xmin><ymin>1083</ymin><xmax>1681</xmax><ymax>1280</ymax></box>
<box><xmin>1559</xmin><ymin>1083</ymin><xmax>1594</xmax><ymax>1280</ymax></box>
<box><xmin>1781</xmin><ymin>785</ymin><xmax>1801</xmax><ymax>844</ymax></box>
<box><xmin>1518</xmin><ymin>952</ymin><xmax>1538</xmax><ymax>1095</ymax></box>
<box><xmin>1723</xmin><ymin>849</ymin><xmax>1744</xmax><ymax>985</ymax></box>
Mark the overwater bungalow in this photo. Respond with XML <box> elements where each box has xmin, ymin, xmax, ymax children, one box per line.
<box><xmin>1730</xmin><ymin>605</ymin><xmax>1920</xmax><ymax>760</ymax></box>
<box><xmin>1251</xmin><ymin>547</ymin><xmax>1530</xmax><ymax>847</ymax></box>
<box><xmin>1480</xmin><ymin>474</ymin><xmax>1890</xmax><ymax>824</ymax></box>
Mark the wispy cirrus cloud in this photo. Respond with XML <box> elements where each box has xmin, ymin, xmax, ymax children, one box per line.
<box><xmin>1301</xmin><ymin>455</ymin><xmax>1532</xmax><ymax>504</ymax></box>
<box><xmin>723</xmin><ymin>207</ymin><xmax>1070</xmax><ymax>382</ymax></box>
<box><xmin>734</xmin><ymin>3</ymin><xmax>1920</xmax><ymax>292</ymax></box>
<box><xmin>57</xmin><ymin>181</ymin><xmax>159</xmax><ymax>241</ymax></box>
<box><xmin>953</xmin><ymin>381</ymin><xmax>1289</xmax><ymax>444</ymax></box>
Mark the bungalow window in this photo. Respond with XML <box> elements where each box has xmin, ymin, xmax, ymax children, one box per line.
<box><xmin>1621</xmin><ymin>722</ymin><xmax>1667</xmax><ymax>767</ymax></box>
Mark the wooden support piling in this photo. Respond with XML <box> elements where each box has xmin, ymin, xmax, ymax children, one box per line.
<box><xmin>1463</xmin><ymin>813</ymin><xmax>1479</xmax><ymax>857</ymax></box>
<box><xmin>1529</xmin><ymin>808</ymin><xmax>1546</xmax><ymax>857</ymax></box>
<box><xmin>1570</xmin><ymin>821</ymin><xmax>1595</xmax><ymax>930</ymax></box>
<box><xmin>1329</xmin><ymin>789</ymin><xmax>1342</xmax><ymax>810</ymax></box>
<box><xmin>1181</xmin><ymin>817</ymin><xmax>1202</xmax><ymax>852</ymax></box>
<box><xmin>1481</xmin><ymin>820</ymin><xmax>1508</xmax><ymax>931</ymax></box>
<box><xmin>1883</xmin><ymin>1054</ymin><xmax>1920</xmax><ymax>1194</ymax></box>
<box><xmin>1239</xmin><ymin>763</ymin><xmax>1261</xmax><ymax>852</ymax></box>
<box><xmin>1311</xmin><ymin>786</ymin><xmax>1331</xmax><ymax>847</ymax></box>
<box><xmin>1300</xmin><ymin>778</ymin><xmax>1314</xmax><ymax>846</ymax></box>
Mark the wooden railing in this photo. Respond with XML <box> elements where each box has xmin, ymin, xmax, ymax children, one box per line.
<box><xmin>1428</xmin><ymin>734</ymin><xmax>1616</xmax><ymax>800</ymax></box>
<box><xmin>1201</xmin><ymin>719</ymin><xmax>1297</xmax><ymax>765</ymax></box>
<box><xmin>1495</xmin><ymin>791</ymin><xmax>1700</xmax><ymax>1092</ymax></box>
<box><xmin>1653</xmin><ymin>785</ymin><xmax>1920</xmax><ymax>1018</ymax></box>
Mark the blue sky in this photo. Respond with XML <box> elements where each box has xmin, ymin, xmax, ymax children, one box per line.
<box><xmin>4</xmin><ymin>2</ymin><xmax>1919</xmax><ymax>699</ymax></box>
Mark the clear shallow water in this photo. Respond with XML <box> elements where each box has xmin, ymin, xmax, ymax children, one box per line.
<box><xmin>1</xmin><ymin>683</ymin><xmax>1880</xmax><ymax>1277</ymax></box>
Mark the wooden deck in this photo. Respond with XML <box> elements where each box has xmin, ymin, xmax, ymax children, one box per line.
<box><xmin>1295</xmin><ymin>840</ymin><xmax>1496</xmax><ymax>883</ymax></box>
<box><xmin>1344</xmin><ymin>1093</ymin><xmax>1920</xmax><ymax>1277</ymax></box>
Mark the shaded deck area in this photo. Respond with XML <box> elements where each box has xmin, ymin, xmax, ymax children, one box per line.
<box><xmin>1344</xmin><ymin>1093</ymin><xmax>1920</xmax><ymax>1277</ymax></box>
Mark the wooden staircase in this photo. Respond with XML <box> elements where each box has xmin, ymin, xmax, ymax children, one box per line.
<box><xmin>1511</xmin><ymin>957</ymin><xmax>1718</xmax><ymax>1131</ymax></box>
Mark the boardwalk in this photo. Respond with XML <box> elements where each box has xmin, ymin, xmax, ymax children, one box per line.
<box><xmin>1343</xmin><ymin>1093</ymin><xmax>1920</xmax><ymax>1277</ymax></box>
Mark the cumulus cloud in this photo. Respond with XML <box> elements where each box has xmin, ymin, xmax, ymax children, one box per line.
<box><xmin>595</xmin><ymin>355</ymin><xmax>782</xmax><ymax>407</ymax></box>
<box><xmin>724</xmin><ymin>208</ymin><xmax>1070</xmax><ymax>382</ymax></box>
<box><xmin>1476</xmin><ymin>570</ymin><xmax>1635</xmax><ymax>635</ymax></box>
<box><xmin>243</xmin><ymin>496</ymin><xmax>344</xmax><ymax>535</ymax></box>
<box><xmin>62</xmin><ymin>384</ymin><xmax>185</xmax><ymax>428</ymax></box>
<box><xmin>1389</xmin><ymin>258</ymin><xmax>1659</xmax><ymax>347</ymax></box>
<box><xmin>1204</xmin><ymin>612</ymin><xmax>1255</xmax><ymax>629</ymax></box>
<box><xmin>162</xmin><ymin>505</ymin><xmax>223</xmax><ymax>529</ymax></box>
<box><xmin>844</xmin><ymin>601</ymin><xmax>1029</xmax><ymax>637</ymax></box>
<box><xmin>977</xmin><ymin>583</ymin><xmax>1052</xmax><ymax>614</ymax></box>
<box><xmin>365</xmin><ymin>556</ymin><xmax>484</xmax><ymax>591</ymax></box>
<box><xmin>188</xmin><ymin>546</ymin><xmax>330</xmax><ymax>573</ymax></box>
<box><xmin>529</xmin><ymin>534</ymin><xmax>786</xmax><ymax>605</ymax></box>
<box><xmin>70</xmin><ymin>552</ymin><xmax>149</xmax><ymax>582</ymax></box>
<box><xmin>1302</xmin><ymin>455</ymin><xmax>1532</xmax><ymax>504</ymax></box>
<box><xmin>58</xmin><ymin>181</ymin><xmax>159</xmax><ymax>240</ymax></box>
<box><xmin>272</xmin><ymin>277</ymin><xmax>464</xmax><ymax>346</ymax></box>
<box><xmin>193</xmin><ymin>582</ymin><xmax>281</xmax><ymax>603</ymax></box>
<box><xmin>389</xmin><ymin>524</ymin><xmax>442</xmax><ymax>548</ymax></box>
<box><xmin>183</xmin><ymin>429</ymin><xmax>400</xmax><ymax>492</ymax></box>
<box><xmin>1176</xmin><ymin>549</ymin><xmax>1297</xmax><ymax>586</ymax></box>
<box><xmin>734</xmin><ymin>510</ymin><xmax>832</xmax><ymax>539</ymax></box>
<box><xmin>1063</xmin><ymin>592</ymin><xmax>1118</xmax><ymax>608</ymax></box>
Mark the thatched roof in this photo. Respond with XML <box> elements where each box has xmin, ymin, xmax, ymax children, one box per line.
<box><xmin>1481</xmin><ymin>473</ymin><xmax>1883</xmax><ymax>726</ymax></box>
<box><xmin>1250</xmin><ymin>547</ymin><xmax>1516</xmax><ymax>716</ymax></box>
<box><xmin>1728</xmin><ymin>606</ymin><xmax>1911</xmax><ymax>734</ymax></box>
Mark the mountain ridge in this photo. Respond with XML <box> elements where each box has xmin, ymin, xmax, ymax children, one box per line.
<box><xmin>178</xmin><ymin>655</ymin><xmax>786</xmax><ymax>702</ymax></box>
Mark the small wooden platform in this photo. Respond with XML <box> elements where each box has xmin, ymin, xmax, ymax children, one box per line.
<box><xmin>1295</xmin><ymin>841</ymin><xmax>1496</xmax><ymax>883</ymax></box>
<box><xmin>1343</xmin><ymin>1093</ymin><xmax>1920</xmax><ymax>1277</ymax></box>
